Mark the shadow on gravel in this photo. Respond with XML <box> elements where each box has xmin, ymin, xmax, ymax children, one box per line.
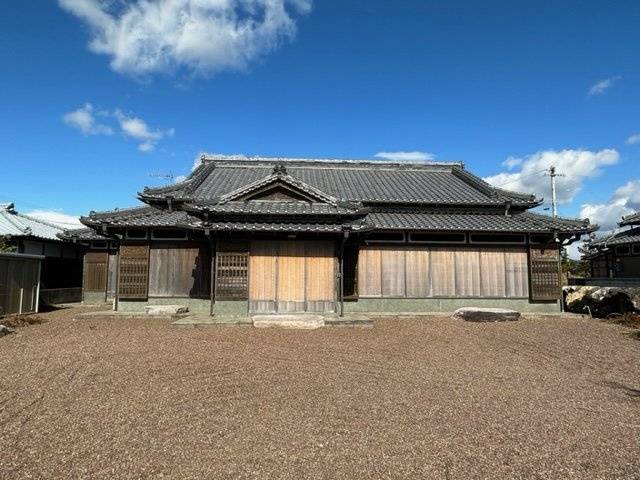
<box><xmin>602</xmin><ymin>381</ymin><xmax>640</xmax><ymax>398</ymax></box>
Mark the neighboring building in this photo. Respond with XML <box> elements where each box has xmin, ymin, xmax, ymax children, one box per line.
<box><xmin>79</xmin><ymin>156</ymin><xmax>595</xmax><ymax>315</ymax></box>
<box><xmin>0</xmin><ymin>203</ymin><xmax>83</xmax><ymax>290</ymax></box>
<box><xmin>583</xmin><ymin>212</ymin><xmax>640</xmax><ymax>278</ymax></box>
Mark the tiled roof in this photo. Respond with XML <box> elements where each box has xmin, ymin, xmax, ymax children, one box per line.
<box><xmin>590</xmin><ymin>226</ymin><xmax>640</xmax><ymax>247</ymax></box>
<box><xmin>620</xmin><ymin>212</ymin><xmax>640</xmax><ymax>227</ymax></box>
<box><xmin>140</xmin><ymin>156</ymin><xmax>538</xmax><ymax>207</ymax></box>
<box><xmin>82</xmin><ymin>205</ymin><xmax>199</xmax><ymax>228</ymax></box>
<box><xmin>367</xmin><ymin>210</ymin><xmax>593</xmax><ymax>233</ymax></box>
<box><xmin>185</xmin><ymin>201</ymin><xmax>362</xmax><ymax>216</ymax></box>
<box><xmin>0</xmin><ymin>203</ymin><xmax>65</xmax><ymax>241</ymax></box>
<box><xmin>83</xmin><ymin>204</ymin><xmax>592</xmax><ymax>235</ymax></box>
<box><xmin>58</xmin><ymin>227</ymin><xmax>110</xmax><ymax>241</ymax></box>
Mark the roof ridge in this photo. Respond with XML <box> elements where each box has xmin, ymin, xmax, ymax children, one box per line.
<box><xmin>200</xmin><ymin>154</ymin><xmax>463</xmax><ymax>169</ymax></box>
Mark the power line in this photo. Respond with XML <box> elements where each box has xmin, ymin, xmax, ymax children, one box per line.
<box><xmin>490</xmin><ymin>169</ymin><xmax>548</xmax><ymax>188</ymax></box>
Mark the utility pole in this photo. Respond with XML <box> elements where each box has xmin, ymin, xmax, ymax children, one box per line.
<box><xmin>546</xmin><ymin>166</ymin><xmax>564</xmax><ymax>217</ymax></box>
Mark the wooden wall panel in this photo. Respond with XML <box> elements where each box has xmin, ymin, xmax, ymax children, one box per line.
<box><xmin>405</xmin><ymin>248</ymin><xmax>430</xmax><ymax>298</ymax></box>
<box><xmin>249</xmin><ymin>241</ymin><xmax>277</xmax><ymax>301</ymax></box>
<box><xmin>506</xmin><ymin>249</ymin><xmax>529</xmax><ymax>298</ymax></box>
<box><xmin>357</xmin><ymin>247</ymin><xmax>382</xmax><ymax>297</ymax></box>
<box><xmin>149</xmin><ymin>243</ymin><xmax>210</xmax><ymax>297</ymax></box>
<box><xmin>480</xmin><ymin>249</ymin><xmax>507</xmax><ymax>297</ymax></box>
<box><xmin>277</xmin><ymin>241</ymin><xmax>305</xmax><ymax>311</ymax></box>
<box><xmin>455</xmin><ymin>248</ymin><xmax>481</xmax><ymax>297</ymax></box>
<box><xmin>305</xmin><ymin>241</ymin><xmax>335</xmax><ymax>301</ymax></box>
<box><xmin>84</xmin><ymin>251</ymin><xmax>108</xmax><ymax>292</ymax></box>
<box><xmin>381</xmin><ymin>248</ymin><xmax>405</xmax><ymax>297</ymax></box>
<box><xmin>430</xmin><ymin>248</ymin><xmax>456</xmax><ymax>296</ymax></box>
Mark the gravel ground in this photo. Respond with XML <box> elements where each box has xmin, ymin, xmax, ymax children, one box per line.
<box><xmin>1</xmin><ymin>307</ymin><xmax>639</xmax><ymax>479</ymax></box>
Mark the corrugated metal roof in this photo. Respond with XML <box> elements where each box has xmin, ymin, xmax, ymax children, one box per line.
<box><xmin>141</xmin><ymin>157</ymin><xmax>538</xmax><ymax>207</ymax></box>
<box><xmin>0</xmin><ymin>203</ymin><xmax>65</xmax><ymax>241</ymax></box>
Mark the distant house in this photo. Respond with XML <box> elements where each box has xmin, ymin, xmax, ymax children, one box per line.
<box><xmin>583</xmin><ymin>212</ymin><xmax>640</xmax><ymax>278</ymax></box>
<box><xmin>78</xmin><ymin>156</ymin><xmax>595</xmax><ymax>315</ymax></box>
<box><xmin>0</xmin><ymin>203</ymin><xmax>83</xmax><ymax>291</ymax></box>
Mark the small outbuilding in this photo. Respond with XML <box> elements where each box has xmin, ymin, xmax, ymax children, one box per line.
<box><xmin>0</xmin><ymin>203</ymin><xmax>83</xmax><ymax>299</ymax></box>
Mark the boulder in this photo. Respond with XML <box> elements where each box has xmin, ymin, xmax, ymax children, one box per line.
<box><xmin>564</xmin><ymin>286</ymin><xmax>639</xmax><ymax>317</ymax></box>
<box><xmin>144</xmin><ymin>305</ymin><xmax>189</xmax><ymax>316</ymax></box>
<box><xmin>0</xmin><ymin>324</ymin><xmax>15</xmax><ymax>336</ymax></box>
<box><xmin>452</xmin><ymin>307</ymin><xmax>521</xmax><ymax>323</ymax></box>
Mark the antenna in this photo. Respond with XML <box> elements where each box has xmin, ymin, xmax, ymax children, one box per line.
<box><xmin>545</xmin><ymin>166</ymin><xmax>565</xmax><ymax>217</ymax></box>
<box><xmin>149</xmin><ymin>171</ymin><xmax>176</xmax><ymax>183</ymax></box>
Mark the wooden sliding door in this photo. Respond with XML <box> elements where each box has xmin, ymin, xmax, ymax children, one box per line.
<box><xmin>249</xmin><ymin>240</ymin><xmax>336</xmax><ymax>313</ymax></box>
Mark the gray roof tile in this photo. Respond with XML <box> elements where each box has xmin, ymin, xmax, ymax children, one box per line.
<box><xmin>0</xmin><ymin>203</ymin><xmax>65</xmax><ymax>241</ymax></box>
<box><xmin>141</xmin><ymin>157</ymin><xmax>538</xmax><ymax>207</ymax></box>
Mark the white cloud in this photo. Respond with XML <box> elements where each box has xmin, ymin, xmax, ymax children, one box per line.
<box><xmin>64</xmin><ymin>103</ymin><xmax>173</xmax><ymax>152</ymax></box>
<box><xmin>25</xmin><ymin>210</ymin><xmax>83</xmax><ymax>229</ymax></box>
<box><xmin>588</xmin><ymin>75</ymin><xmax>621</xmax><ymax>96</ymax></box>
<box><xmin>58</xmin><ymin>0</ymin><xmax>312</xmax><ymax>78</ymax></box>
<box><xmin>114</xmin><ymin>110</ymin><xmax>174</xmax><ymax>152</ymax></box>
<box><xmin>62</xmin><ymin>103</ymin><xmax>113</xmax><ymax>135</ymax></box>
<box><xmin>374</xmin><ymin>151</ymin><xmax>436</xmax><ymax>162</ymax></box>
<box><xmin>484</xmin><ymin>149</ymin><xmax>620</xmax><ymax>205</ymax></box>
<box><xmin>626</xmin><ymin>133</ymin><xmax>640</xmax><ymax>145</ymax></box>
<box><xmin>579</xmin><ymin>179</ymin><xmax>640</xmax><ymax>230</ymax></box>
<box><xmin>501</xmin><ymin>156</ymin><xmax>522</xmax><ymax>170</ymax></box>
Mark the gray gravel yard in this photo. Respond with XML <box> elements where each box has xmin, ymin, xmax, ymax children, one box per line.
<box><xmin>1</xmin><ymin>307</ymin><xmax>639</xmax><ymax>479</ymax></box>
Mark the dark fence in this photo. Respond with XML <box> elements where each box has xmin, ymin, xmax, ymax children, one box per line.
<box><xmin>567</xmin><ymin>277</ymin><xmax>640</xmax><ymax>288</ymax></box>
<box><xmin>0</xmin><ymin>252</ymin><xmax>43</xmax><ymax>316</ymax></box>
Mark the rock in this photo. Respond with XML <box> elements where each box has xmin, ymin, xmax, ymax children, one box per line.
<box><xmin>253</xmin><ymin>315</ymin><xmax>325</xmax><ymax>329</ymax></box>
<box><xmin>564</xmin><ymin>286</ymin><xmax>639</xmax><ymax>317</ymax></box>
<box><xmin>0</xmin><ymin>324</ymin><xmax>15</xmax><ymax>336</ymax></box>
<box><xmin>452</xmin><ymin>307</ymin><xmax>520</xmax><ymax>323</ymax></box>
<box><xmin>144</xmin><ymin>305</ymin><xmax>189</xmax><ymax>315</ymax></box>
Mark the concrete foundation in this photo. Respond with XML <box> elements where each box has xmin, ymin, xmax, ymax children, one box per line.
<box><xmin>83</xmin><ymin>291</ymin><xmax>108</xmax><ymax>305</ymax></box>
<box><xmin>344</xmin><ymin>298</ymin><xmax>560</xmax><ymax>314</ymax></box>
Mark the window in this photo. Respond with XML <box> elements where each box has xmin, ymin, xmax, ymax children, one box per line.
<box><xmin>151</xmin><ymin>229</ymin><xmax>188</xmax><ymax>240</ymax></box>
<box><xmin>91</xmin><ymin>241</ymin><xmax>108</xmax><ymax>249</ymax></box>
<box><xmin>615</xmin><ymin>245</ymin><xmax>631</xmax><ymax>255</ymax></box>
<box><xmin>470</xmin><ymin>233</ymin><xmax>526</xmax><ymax>244</ymax></box>
<box><xmin>409</xmin><ymin>232</ymin><xmax>466</xmax><ymax>243</ymax></box>
<box><xmin>126</xmin><ymin>228</ymin><xmax>148</xmax><ymax>240</ymax></box>
<box><xmin>365</xmin><ymin>232</ymin><xmax>405</xmax><ymax>244</ymax></box>
<box><xmin>530</xmin><ymin>234</ymin><xmax>554</xmax><ymax>245</ymax></box>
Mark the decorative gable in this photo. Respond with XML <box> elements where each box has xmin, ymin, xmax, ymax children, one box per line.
<box><xmin>218</xmin><ymin>165</ymin><xmax>339</xmax><ymax>206</ymax></box>
<box><xmin>242</xmin><ymin>182</ymin><xmax>321</xmax><ymax>202</ymax></box>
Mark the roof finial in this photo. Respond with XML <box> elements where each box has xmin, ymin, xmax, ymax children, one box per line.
<box><xmin>273</xmin><ymin>163</ymin><xmax>287</xmax><ymax>175</ymax></box>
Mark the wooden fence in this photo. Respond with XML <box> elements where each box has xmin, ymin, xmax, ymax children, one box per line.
<box><xmin>0</xmin><ymin>252</ymin><xmax>43</xmax><ymax>316</ymax></box>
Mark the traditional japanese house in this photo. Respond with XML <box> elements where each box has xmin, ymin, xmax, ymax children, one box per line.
<box><xmin>583</xmin><ymin>212</ymin><xmax>640</xmax><ymax>279</ymax></box>
<box><xmin>79</xmin><ymin>156</ymin><xmax>595</xmax><ymax>316</ymax></box>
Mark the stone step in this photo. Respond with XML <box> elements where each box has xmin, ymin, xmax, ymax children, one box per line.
<box><xmin>252</xmin><ymin>315</ymin><xmax>325</xmax><ymax>329</ymax></box>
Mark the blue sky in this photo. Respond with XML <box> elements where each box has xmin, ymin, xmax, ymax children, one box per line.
<box><xmin>1</xmin><ymin>0</ymin><xmax>639</xmax><ymax>236</ymax></box>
